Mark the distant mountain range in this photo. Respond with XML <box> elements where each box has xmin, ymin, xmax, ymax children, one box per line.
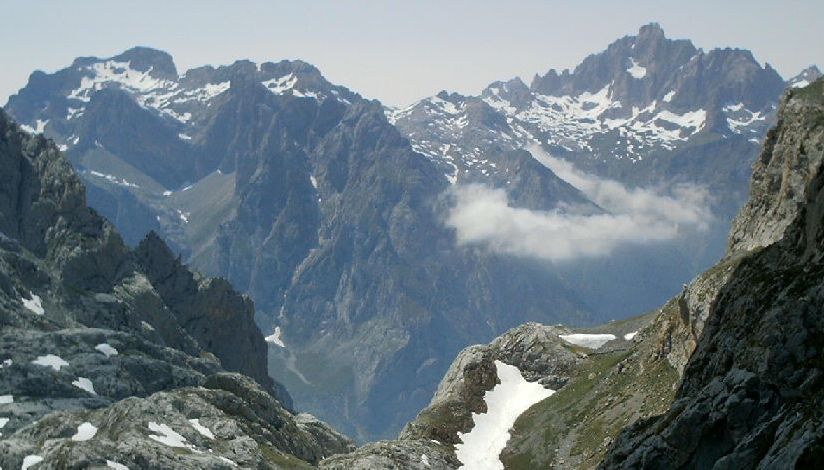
<box><xmin>4</xmin><ymin>23</ymin><xmax>818</xmax><ymax>441</ymax></box>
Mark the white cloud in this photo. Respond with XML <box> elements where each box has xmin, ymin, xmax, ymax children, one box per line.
<box><xmin>445</xmin><ymin>146</ymin><xmax>712</xmax><ymax>262</ymax></box>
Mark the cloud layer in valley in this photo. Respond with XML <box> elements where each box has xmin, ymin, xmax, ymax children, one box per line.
<box><xmin>445</xmin><ymin>146</ymin><xmax>712</xmax><ymax>262</ymax></box>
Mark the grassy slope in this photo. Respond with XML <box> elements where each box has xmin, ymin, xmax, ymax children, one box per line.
<box><xmin>501</xmin><ymin>307</ymin><xmax>681</xmax><ymax>469</ymax></box>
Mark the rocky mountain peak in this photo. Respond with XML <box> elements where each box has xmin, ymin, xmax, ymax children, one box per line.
<box><xmin>636</xmin><ymin>22</ymin><xmax>665</xmax><ymax>42</ymax></box>
<box><xmin>530</xmin><ymin>23</ymin><xmax>698</xmax><ymax>98</ymax></box>
<box><xmin>110</xmin><ymin>46</ymin><xmax>179</xmax><ymax>79</ymax></box>
<box><xmin>789</xmin><ymin>64</ymin><xmax>823</xmax><ymax>88</ymax></box>
<box><xmin>483</xmin><ymin>76</ymin><xmax>531</xmax><ymax>108</ymax></box>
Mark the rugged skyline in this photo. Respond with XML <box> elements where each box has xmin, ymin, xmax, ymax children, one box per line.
<box><xmin>5</xmin><ymin>22</ymin><xmax>812</xmax><ymax>442</ymax></box>
<box><xmin>1</xmin><ymin>1</ymin><xmax>822</xmax><ymax>107</ymax></box>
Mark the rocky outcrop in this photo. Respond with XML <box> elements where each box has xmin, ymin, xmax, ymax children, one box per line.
<box><xmin>600</xmin><ymin>78</ymin><xmax>824</xmax><ymax>468</ymax></box>
<box><xmin>133</xmin><ymin>231</ymin><xmax>277</xmax><ymax>399</ymax></box>
<box><xmin>0</xmin><ymin>109</ymin><xmax>353</xmax><ymax>468</ymax></box>
<box><xmin>319</xmin><ymin>323</ymin><xmax>590</xmax><ymax>469</ymax></box>
<box><xmin>1</xmin><ymin>373</ymin><xmax>352</xmax><ymax>469</ymax></box>
<box><xmin>320</xmin><ymin>439</ymin><xmax>456</xmax><ymax>470</ymax></box>
<box><xmin>400</xmin><ymin>323</ymin><xmax>582</xmax><ymax>446</ymax></box>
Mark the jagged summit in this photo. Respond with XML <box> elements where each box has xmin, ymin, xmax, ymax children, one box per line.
<box><xmin>70</xmin><ymin>46</ymin><xmax>178</xmax><ymax>77</ymax></box>
<box><xmin>788</xmin><ymin>64</ymin><xmax>823</xmax><ymax>88</ymax></box>
<box><xmin>392</xmin><ymin>23</ymin><xmax>784</xmax><ymax>193</ymax></box>
<box><xmin>5</xmin><ymin>46</ymin><xmax>360</xmax><ymax>152</ymax></box>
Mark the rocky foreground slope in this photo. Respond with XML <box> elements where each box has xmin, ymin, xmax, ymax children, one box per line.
<box><xmin>322</xmin><ymin>78</ymin><xmax>824</xmax><ymax>469</ymax></box>
<box><xmin>0</xmin><ymin>109</ymin><xmax>352</xmax><ymax>468</ymax></box>
<box><xmin>599</xmin><ymin>73</ymin><xmax>824</xmax><ymax>469</ymax></box>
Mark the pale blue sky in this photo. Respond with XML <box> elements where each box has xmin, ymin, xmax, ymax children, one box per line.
<box><xmin>2</xmin><ymin>0</ymin><xmax>822</xmax><ymax>106</ymax></box>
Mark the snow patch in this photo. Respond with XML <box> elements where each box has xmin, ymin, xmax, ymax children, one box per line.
<box><xmin>654</xmin><ymin>109</ymin><xmax>706</xmax><ymax>130</ymax></box>
<box><xmin>148</xmin><ymin>422</ymin><xmax>190</xmax><ymax>448</ymax></box>
<box><xmin>22</xmin><ymin>455</ymin><xmax>44</xmax><ymax>470</ymax></box>
<box><xmin>421</xmin><ymin>454</ymin><xmax>431</xmax><ymax>467</ymax></box>
<box><xmin>21</xmin><ymin>119</ymin><xmax>49</xmax><ymax>135</ymax></box>
<box><xmin>72</xmin><ymin>377</ymin><xmax>97</xmax><ymax>395</ymax></box>
<box><xmin>95</xmin><ymin>343</ymin><xmax>119</xmax><ymax>357</ymax></box>
<box><xmin>559</xmin><ymin>333</ymin><xmax>617</xmax><ymax>349</ymax></box>
<box><xmin>624</xmin><ymin>331</ymin><xmax>638</xmax><ymax>341</ymax></box>
<box><xmin>189</xmin><ymin>419</ymin><xmax>215</xmax><ymax>439</ymax></box>
<box><xmin>454</xmin><ymin>361</ymin><xmax>554</xmax><ymax>469</ymax></box>
<box><xmin>262</xmin><ymin>73</ymin><xmax>299</xmax><ymax>95</ymax></box>
<box><xmin>67</xmin><ymin>107</ymin><xmax>84</xmax><ymax>120</ymax></box>
<box><xmin>662</xmin><ymin>90</ymin><xmax>676</xmax><ymax>103</ymax></box>
<box><xmin>177</xmin><ymin>210</ymin><xmax>190</xmax><ymax>224</ymax></box>
<box><xmin>178</xmin><ymin>133</ymin><xmax>192</xmax><ymax>141</ymax></box>
<box><xmin>71</xmin><ymin>422</ymin><xmax>98</xmax><ymax>441</ymax></box>
<box><xmin>0</xmin><ymin>394</ymin><xmax>13</xmax><ymax>404</ymax></box>
<box><xmin>22</xmin><ymin>292</ymin><xmax>45</xmax><ymax>315</ymax></box>
<box><xmin>310</xmin><ymin>175</ymin><xmax>318</xmax><ymax>189</ymax></box>
<box><xmin>218</xmin><ymin>456</ymin><xmax>238</xmax><ymax>467</ymax></box>
<box><xmin>107</xmin><ymin>461</ymin><xmax>130</xmax><ymax>470</ymax></box>
<box><xmin>32</xmin><ymin>354</ymin><xmax>69</xmax><ymax>371</ymax></box>
<box><xmin>68</xmin><ymin>60</ymin><xmax>173</xmax><ymax>103</ymax></box>
<box><xmin>265</xmin><ymin>326</ymin><xmax>286</xmax><ymax>348</ymax></box>
<box><xmin>88</xmin><ymin>171</ymin><xmax>139</xmax><ymax>188</ymax></box>
<box><xmin>627</xmin><ymin>58</ymin><xmax>647</xmax><ymax>79</ymax></box>
<box><xmin>191</xmin><ymin>82</ymin><xmax>230</xmax><ymax>101</ymax></box>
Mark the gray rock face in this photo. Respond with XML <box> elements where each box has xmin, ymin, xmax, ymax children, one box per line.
<box><xmin>133</xmin><ymin>231</ymin><xmax>275</xmax><ymax>398</ymax></box>
<box><xmin>729</xmin><ymin>85</ymin><xmax>824</xmax><ymax>252</ymax></box>
<box><xmin>600</xmin><ymin>78</ymin><xmax>824</xmax><ymax>468</ymax></box>
<box><xmin>0</xmin><ymin>109</ymin><xmax>353</xmax><ymax>467</ymax></box>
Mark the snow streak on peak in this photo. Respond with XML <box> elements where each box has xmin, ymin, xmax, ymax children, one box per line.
<box><xmin>627</xmin><ymin>58</ymin><xmax>647</xmax><ymax>79</ymax></box>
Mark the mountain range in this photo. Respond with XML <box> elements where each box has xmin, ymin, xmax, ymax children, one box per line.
<box><xmin>4</xmin><ymin>23</ymin><xmax>820</xmax><ymax>442</ymax></box>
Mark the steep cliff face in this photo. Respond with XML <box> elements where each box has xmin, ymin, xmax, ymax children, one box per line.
<box><xmin>600</xmin><ymin>79</ymin><xmax>824</xmax><ymax>468</ymax></box>
<box><xmin>133</xmin><ymin>231</ymin><xmax>277</xmax><ymax>398</ymax></box>
<box><xmin>0</xmin><ymin>110</ymin><xmax>352</xmax><ymax>468</ymax></box>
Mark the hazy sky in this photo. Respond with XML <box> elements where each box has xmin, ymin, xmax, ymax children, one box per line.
<box><xmin>2</xmin><ymin>1</ymin><xmax>822</xmax><ymax>107</ymax></box>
